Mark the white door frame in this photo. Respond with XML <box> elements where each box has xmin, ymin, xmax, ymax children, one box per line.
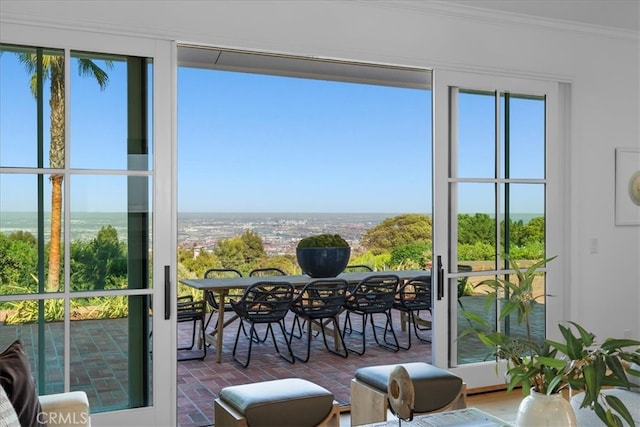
<box><xmin>0</xmin><ymin>22</ymin><xmax>177</xmax><ymax>426</ymax></box>
<box><xmin>432</xmin><ymin>68</ymin><xmax>567</xmax><ymax>389</ymax></box>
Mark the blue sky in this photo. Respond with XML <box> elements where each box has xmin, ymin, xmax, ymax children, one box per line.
<box><xmin>1</xmin><ymin>51</ymin><xmax>545</xmax><ymax>214</ymax></box>
<box><xmin>177</xmin><ymin>67</ymin><xmax>432</xmax><ymax>213</ymax></box>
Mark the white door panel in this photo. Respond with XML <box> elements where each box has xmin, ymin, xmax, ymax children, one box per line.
<box><xmin>432</xmin><ymin>69</ymin><xmax>566</xmax><ymax>389</ymax></box>
<box><xmin>0</xmin><ymin>23</ymin><xmax>176</xmax><ymax>425</ymax></box>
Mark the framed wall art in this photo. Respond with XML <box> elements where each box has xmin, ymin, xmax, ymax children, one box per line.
<box><xmin>615</xmin><ymin>147</ymin><xmax>640</xmax><ymax>226</ymax></box>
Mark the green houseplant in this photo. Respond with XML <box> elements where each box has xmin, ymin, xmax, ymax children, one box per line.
<box><xmin>459</xmin><ymin>256</ymin><xmax>640</xmax><ymax>426</ymax></box>
<box><xmin>296</xmin><ymin>234</ymin><xmax>350</xmax><ymax>277</ymax></box>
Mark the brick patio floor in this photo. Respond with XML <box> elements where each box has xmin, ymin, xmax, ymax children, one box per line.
<box><xmin>177</xmin><ymin>295</ymin><xmax>544</xmax><ymax>426</ymax></box>
<box><xmin>1</xmin><ymin>296</ymin><xmax>542</xmax><ymax>427</ymax></box>
<box><xmin>177</xmin><ymin>309</ymin><xmax>435</xmax><ymax>427</ymax></box>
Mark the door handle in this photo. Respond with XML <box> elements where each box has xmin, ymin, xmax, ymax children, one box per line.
<box><xmin>164</xmin><ymin>265</ymin><xmax>171</xmax><ymax>320</ymax></box>
<box><xmin>437</xmin><ymin>256</ymin><xmax>444</xmax><ymax>300</ymax></box>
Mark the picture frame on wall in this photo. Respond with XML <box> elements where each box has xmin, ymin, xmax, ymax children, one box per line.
<box><xmin>615</xmin><ymin>147</ymin><xmax>640</xmax><ymax>226</ymax></box>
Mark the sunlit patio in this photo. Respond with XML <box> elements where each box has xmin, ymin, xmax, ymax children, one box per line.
<box><xmin>177</xmin><ymin>307</ymin><xmax>436</xmax><ymax>427</ymax></box>
<box><xmin>1</xmin><ymin>296</ymin><xmax>542</xmax><ymax>427</ymax></box>
<box><xmin>176</xmin><ymin>294</ymin><xmax>529</xmax><ymax>427</ymax></box>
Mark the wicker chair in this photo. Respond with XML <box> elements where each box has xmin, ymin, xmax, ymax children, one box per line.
<box><xmin>392</xmin><ymin>275</ymin><xmax>432</xmax><ymax>349</ymax></box>
<box><xmin>177</xmin><ymin>295</ymin><xmax>207</xmax><ymax>361</ymax></box>
<box><xmin>248</xmin><ymin>267</ymin><xmax>287</xmax><ymax>277</ymax></box>
<box><xmin>202</xmin><ymin>268</ymin><xmax>243</xmax><ymax>334</ymax></box>
<box><xmin>289</xmin><ymin>278</ymin><xmax>349</xmax><ymax>362</ymax></box>
<box><xmin>342</xmin><ymin>274</ymin><xmax>400</xmax><ymax>355</ymax></box>
<box><xmin>230</xmin><ymin>281</ymin><xmax>295</xmax><ymax>367</ymax></box>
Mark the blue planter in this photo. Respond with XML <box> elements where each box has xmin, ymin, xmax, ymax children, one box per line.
<box><xmin>296</xmin><ymin>247</ymin><xmax>351</xmax><ymax>278</ymax></box>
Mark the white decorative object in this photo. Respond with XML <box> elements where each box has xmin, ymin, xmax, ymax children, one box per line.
<box><xmin>515</xmin><ymin>389</ymin><xmax>577</xmax><ymax>427</ymax></box>
<box><xmin>615</xmin><ymin>147</ymin><xmax>640</xmax><ymax>225</ymax></box>
<box><xmin>387</xmin><ymin>365</ymin><xmax>415</xmax><ymax>421</ymax></box>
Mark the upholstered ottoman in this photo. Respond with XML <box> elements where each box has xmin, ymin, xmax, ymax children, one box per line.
<box><xmin>214</xmin><ymin>378</ymin><xmax>340</xmax><ymax>427</ymax></box>
<box><xmin>350</xmin><ymin>362</ymin><xmax>466</xmax><ymax>426</ymax></box>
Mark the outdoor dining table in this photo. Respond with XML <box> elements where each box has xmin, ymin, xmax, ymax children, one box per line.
<box><xmin>180</xmin><ymin>269</ymin><xmax>430</xmax><ymax>362</ymax></box>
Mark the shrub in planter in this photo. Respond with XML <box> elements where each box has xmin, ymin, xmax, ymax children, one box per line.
<box><xmin>297</xmin><ymin>234</ymin><xmax>349</xmax><ymax>248</ymax></box>
<box><xmin>296</xmin><ymin>234</ymin><xmax>350</xmax><ymax>278</ymax></box>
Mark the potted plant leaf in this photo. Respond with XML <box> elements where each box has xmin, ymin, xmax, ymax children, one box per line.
<box><xmin>459</xmin><ymin>256</ymin><xmax>640</xmax><ymax>426</ymax></box>
<box><xmin>296</xmin><ymin>233</ymin><xmax>351</xmax><ymax>278</ymax></box>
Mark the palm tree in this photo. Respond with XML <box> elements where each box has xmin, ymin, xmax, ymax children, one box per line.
<box><xmin>18</xmin><ymin>52</ymin><xmax>112</xmax><ymax>291</ymax></box>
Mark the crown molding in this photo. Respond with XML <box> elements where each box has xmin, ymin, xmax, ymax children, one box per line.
<box><xmin>2</xmin><ymin>1</ymin><xmax>638</xmax><ymax>43</ymax></box>
<box><xmin>358</xmin><ymin>0</ymin><xmax>639</xmax><ymax>41</ymax></box>
<box><xmin>0</xmin><ymin>12</ymin><xmax>172</xmax><ymax>42</ymax></box>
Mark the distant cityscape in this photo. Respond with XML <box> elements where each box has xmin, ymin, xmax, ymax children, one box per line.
<box><xmin>180</xmin><ymin>212</ymin><xmax>395</xmax><ymax>255</ymax></box>
<box><xmin>0</xmin><ymin>212</ymin><xmax>399</xmax><ymax>256</ymax></box>
<box><xmin>1</xmin><ymin>211</ymin><xmax>541</xmax><ymax>257</ymax></box>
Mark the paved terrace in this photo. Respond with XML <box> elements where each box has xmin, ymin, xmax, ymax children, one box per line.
<box><xmin>178</xmin><ymin>308</ymin><xmax>436</xmax><ymax>427</ymax></box>
<box><xmin>1</xmin><ymin>297</ymin><xmax>543</xmax><ymax>427</ymax></box>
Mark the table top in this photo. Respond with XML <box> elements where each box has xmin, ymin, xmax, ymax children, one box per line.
<box><xmin>362</xmin><ymin>408</ymin><xmax>512</xmax><ymax>427</ymax></box>
<box><xmin>180</xmin><ymin>269</ymin><xmax>431</xmax><ymax>291</ymax></box>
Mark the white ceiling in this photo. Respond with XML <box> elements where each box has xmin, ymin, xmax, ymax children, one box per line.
<box><xmin>177</xmin><ymin>0</ymin><xmax>638</xmax><ymax>88</ymax></box>
<box><xmin>444</xmin><ymin>0</ymin><xmax>639</xmax><ymax>32</ymax></box>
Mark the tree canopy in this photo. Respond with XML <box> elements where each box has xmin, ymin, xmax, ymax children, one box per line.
<box><xmin>1</xmin><ymin>213</ymin><xmax>546</xmax><ymax>301</ymax></box>
<box><xmin>360</xmin><ymin>214</ymin><xmax>432</xmax><ymax>254</ymax></box>
<box><xmin>70</xmin><ymin>225</ymin><xmax>127</xmax><ymax>290</ymax></box>
<box><xmin>213</xmin><ymin>230</ymin><xmax>267</xmax><ymax>270</ymax></box>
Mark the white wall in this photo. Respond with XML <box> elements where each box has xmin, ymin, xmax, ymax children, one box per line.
<box><xmin>2</xmin><ymin>0</ymin><xmax>639</xmax><ymax>339</ymax></box>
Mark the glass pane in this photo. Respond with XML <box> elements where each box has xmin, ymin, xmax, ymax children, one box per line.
<box><xmin>454</xmin><ymin>180</ymin><xmax>497</xmax><ymax>355</ymax></box>
<box><xmin>0</xmin><ymin>299</ymin><xmax>65</xmax><ymax>395</ymax></box>
<box><xmin>457</xmin><ymin>270</ymin><xmax>546</xmax><ymax>365</ymax></box>
<box><xmin>70</xmin><ymin>175</ymin><xmax>151</xmax><ymax>291</ymax></box>
<box><xmin>70</xmin><ymin>53</ymin><xmax>152</xmax><ymax>171</ymax></box>
<box><xmin>501</xmin><ymin>183</ymin><xmax>545</xmax><ymax>261</ymax></box>
<box><xmin>455</xmin><ymin>183</ymin><xmax>497</xmax><ymax>267</ymax></box>
<box><xmin>456</xmin><ymin>281</ymin><xmax>497</xmax><ymax>364</ymax></box>
<box><xmin>70</xmin><ymin>295</ymin><xmax>152</xmax><ymax>412</ymax></box>
<box><xmin>499</xmin><ymin>271</ymin><xmax>546</xmax><ymax>342</ymax></box>
<box><xmin>453</xmin><ymin>85</ymin><xmax>548</xmax><ymax>371</ymax></box>
<box><xmin>503</xmin><ymin>94</ymin><xmax>545</xmax><ymax>179</ymax></box>
<box><xmin>456</xmin><ymin>90</ymin><xmax>496</xmax><ymax>179</ymax></box>
<box><xmin>0</xmin><ymin>173</ymin><xmax>63</xmax><ymax>294</ymax></box>
<box><xmin>1</xmin><ymin>45</ymin><xmax>154</xmax><ymax>417</ymax></box>
<box><xmin>0</xmin><ymin>44</ymin><xmax>62</xmax><ymax>168</ymax></box>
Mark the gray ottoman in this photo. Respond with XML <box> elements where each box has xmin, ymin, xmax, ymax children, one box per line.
<box><xmin>214</xmin><ymin>378</ymin><xmax>340</xmax><ymax>427</ymax></box>
<box><xmin>350</xmin><ymin>362</ymin><xmax>466</xmax><ymax>426</ymax></box>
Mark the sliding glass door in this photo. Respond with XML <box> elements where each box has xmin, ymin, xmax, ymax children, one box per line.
<box><xmin>432</xmin><ymin>70</ymin><xmax>566</xmax><ymax>389</ymax></box>
<box><xmin>0</xmin><ymin>24</ymin><xmax>176</xmax><ymax>425</ymax></box>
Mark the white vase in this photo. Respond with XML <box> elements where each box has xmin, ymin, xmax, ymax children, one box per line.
<box><xmin>515</xmin><ymin>388</ymin><xmax>577</xmax><ymax>427</ymax></box>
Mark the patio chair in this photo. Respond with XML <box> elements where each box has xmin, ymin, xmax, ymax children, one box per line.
<box><xmin>248</xmin><ymin>266</ymin><xmax>287</xmax><ymax>341</ymax></box>
<box><xmin>344</xmin><ymin>264</ymin><xmax>374</xmax><ymax>272</ymax></box>
<box><xmin>392</xmin><ymin>275</ymin><xmax>432</xmax><ymax>349</ymax></box>
<box><xmin>342</xmin><ymin>274</ymin><xmax>401</xmax><ymax>355</ymax></box>
<box><xmin>230</xmin><ymin>281</ymin><xmax>295</xmax><ymax>367</ymax></box>
<box><xmin>248</xmin><ymin>267</ymin><xmax>286</xmax><ymax>277</ymax></box>
<box><xmin>289</xmin><ymin>278</ymin><xmax>349</xmax><ymax>362</ymax></box>
<box><xmin>342</xmin><ymin>265</ymin><xmax>373</xmax><ymax>334</ymax></box>
<box><xmin>177</xmin><ymin>295</ymin><xmax>207</xmax><ymax>361</ymax></box>
<box><xmin>203</xmin><ymin>268</ymin><xmax>243</xmax><ymax>334</ymax></box>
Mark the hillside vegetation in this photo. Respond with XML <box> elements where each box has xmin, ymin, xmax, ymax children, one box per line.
<box><xmin>1</xmin><ymin>213</ymin><xmax>544</xmax><ymax>322</ymax></box>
